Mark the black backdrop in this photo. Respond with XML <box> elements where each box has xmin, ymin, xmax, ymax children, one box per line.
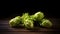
<box><xmin>0</xmin><ymin>0</ymin><xmax>60</xmax><ymax>19</ymax></box>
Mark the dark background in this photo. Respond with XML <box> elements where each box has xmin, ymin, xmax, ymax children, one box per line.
<box><xmin>0</xmin><ymin>0</ymin><xmax>60</xmax><ymax>18</ymax></box>
<box><xmin>0</xmin><ymin>0</ymin><xmax>60</xmax><ymax>34</ymax></box>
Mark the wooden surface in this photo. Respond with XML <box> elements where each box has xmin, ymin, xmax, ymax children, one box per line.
<box><xmin>0</xmin><ymin>18</ymin><xmax>60</xmax><ymax>34</ymax></box>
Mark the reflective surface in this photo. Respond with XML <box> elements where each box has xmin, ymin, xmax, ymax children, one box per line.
<box><xmin>0</xmin><ymin>17</ymin><xmax>60</xmax><ymax>34</ymax></box>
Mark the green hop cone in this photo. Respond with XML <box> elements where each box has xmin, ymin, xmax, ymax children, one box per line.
<box><xmin>9</xmin><ymin>16</ymin><xmax>22</xmax><ymax>27</ymax></box>
<box><xmin>30</xmin><ymin>15</ymin><xmax>36</xmax><ymax>21</ymax></box>
<box><xmin>24</xmin><ymin>19</ymin><xmax>34</xmax><ymax>29</ymax></box>
<box><xmin>31</xmin><ymin>11</ymin><xmax>44</xmax><ymax>21</ymax></box>
<box><xmin>22</xmin><ymin>13</ymin><xmax>30</xmax><ymax>23</ymax></box>
<box><xmin>21</xmin><ymin>13</ymin><xmax>34</xmax><ymax>29</ymax></box>
<box><xmin>40</xmin><ymin>19</ymin><xmax>52</xmax><ymax>28</ymax></box>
